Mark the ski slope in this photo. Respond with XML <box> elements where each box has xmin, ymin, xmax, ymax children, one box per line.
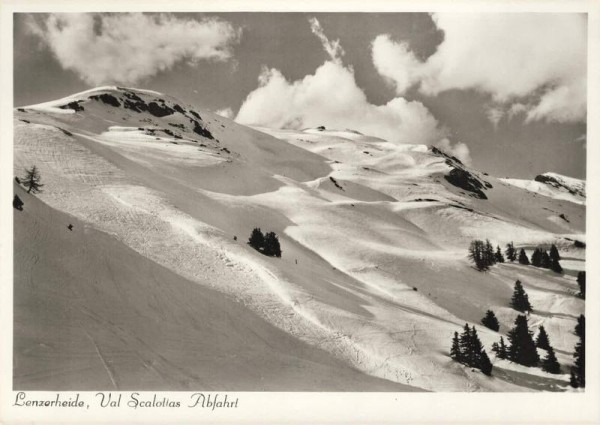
<box><xmin>13</xmin><ymin>87</ymin><xmax>585</xmax><ymax>391</ymax></box>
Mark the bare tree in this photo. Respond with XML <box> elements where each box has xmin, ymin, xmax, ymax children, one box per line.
<box><xmin>22</xmin><ymin>165</ymin><xmax>44</xmax><ymax>194</ymax></box>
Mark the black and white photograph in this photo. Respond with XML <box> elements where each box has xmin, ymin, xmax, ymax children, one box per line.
<box><xmin>1</xmin><ymin>0</ymin><xmax>599</xmax><ymax>423</ymax></box>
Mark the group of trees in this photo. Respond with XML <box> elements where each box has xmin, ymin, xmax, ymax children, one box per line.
<box><xmin>570</xmin><ymin>315</ymin><xmax>585</xmax><ymax>388</ymax></box>
<box><xmin>248</xmin><ymin>228</ymin><xmax>282</xmax><ymax>257</ymax></box>
<box><xmin>469</xmin><ymin>280</ymin><xmax>564</xmax><ymax>376</ymax></box>
<box><xmin>490</xmin><ymin>315</ymin><xmax>560</xmax><ymax>373</ymax></box>
<box><xmin>506</xmin><ymin>243</ymin><xmax>531</xmax><ymax>266</ymax></box>
<box><xmin>469</xmin><ymin>240</ymin><xmax>565</xmax><ymax>275</ymax></box>
<box><xmin>529</xmin><ymin>245</ymin><xmax>563</xmax><ymax>273</ymax></box>
<box><xmin>450</xmin><ymin>324</ymin><xmax>493</xmax><ymax>375</ymax></box>
<box><xmin>468</xmin><ymin>239</ymin><xmax>504</xmax><ymax>271</ymax></box>
<box><xmin>486</xmin><ymin>279</ymin><xmax>586</xmax><ymax>378</ymax></box>
<box><xmin>505</xmin><ymin>241</ymin><xmax>532</xmax><ymax>266</ymax></box>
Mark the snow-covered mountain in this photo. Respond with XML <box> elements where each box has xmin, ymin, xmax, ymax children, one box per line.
<box><xmin>13</xmin><ymin>87</ymin><xmax>585</xmax><ymax>392</ymax></box>
<box><xmin>501</xmin><ymin>172</ymin><xmax>585</xmax><ymax>206</ymax></box>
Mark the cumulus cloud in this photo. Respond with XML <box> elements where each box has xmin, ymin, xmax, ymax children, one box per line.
<box><xmin>371</xmin><ymin>34</ymin><xmax>422</xmax><ymax>95</ymax></box>
<box><xmin>372</xmin><ymin>13</ymin><xmax>587</xmax><ymax>123</ymax></box>
<box><xmin>436</xmin><ymin>138</ymin><xmax>472</xmax><ymax>165</ymax></box>
<box><xmin>236</xmin><ymin>18</ymin><xmax>449</xmax><ymax>146</ymax></box>
<box><xmin>26</xmin><ymin>13</ymin><xmax>240</xmax><ymax>86</ymax></box>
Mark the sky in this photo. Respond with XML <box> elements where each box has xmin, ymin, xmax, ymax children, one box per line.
<box><xmin>14</xmin><ymin>12</ymin><xmax>587</xmax><ymax>179</ymax></box>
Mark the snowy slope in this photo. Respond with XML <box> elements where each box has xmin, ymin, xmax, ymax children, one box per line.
<box><xmin>14</xmin><ymin>87</ymin><xmax>585</xmax><ymax>392</ymax></box>
<box><xmin>501</xmin><ymin>173</ymin><xmax>585</xmax><ymax>206</ymax></box>
<box><xmin>13</xmin><ymin>183</ymin><xmax>415</xmax><ymax>391</ymax></box>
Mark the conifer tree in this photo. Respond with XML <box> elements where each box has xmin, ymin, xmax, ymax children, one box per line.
<box><xmin>468</xmin><ymin>240</ymin><xmax>488</xmax><ymax>271</ymax></box>
<box><xmin>507</xmin><ymin>315</ymin><xmax>540</xmax><ymax>367</ymax></box>
<box><xmin>469</xmin><ymin>327</ymin><xmax>484</xmax><ymax>367</ymax></box>
<box><xmin>571</xmin><ymin>339</ymin><xmax>585</xmax><ymax>387</ymax></box>
<box><xmin>535</xmin><ymin>325</ymin><xmax>551</xmax><ymax>350</ymax></box>
<box><xmin>531</xmin><ymin>248</ymin><xmax>542</xmax><ymax>267</ymax></box>
<box><xmin>570</xmin><ymin>315</ymin><xmax>585</xmax><ymax>387</ymax></box>
<box><xmin>484</xmin><ymin>239</ymin><xmax>496</xmax><ymax>267</ymax></box>
<box><xmin>492</xmin><ymin>339</ymin><xmax>505</xmax><ymax>358</ymax></box>
<box><xmin>481</xmin><ymin>310</ymin><xmax>500</xmax><ymax>332</ymax></box>
<box><xmin>451</xmin><ymin>325</ymin><xmax>493</xmax><ymax>375</ymax></box>
<box><xmin>450</xmin><ymin>332</ymin><xmax>462</xmax><ymax>362</ymax></box>
<box><xmin>542</xmin><ymin>345</ymin><xmax>561</xmax><ymax>374</ymax></box>
<box><xmin>494</xmin><ymin>245</ymin><xmax>505</xmax><ymax>263</ymax></box>
<box><xmin>248</xmin><ymin>227</ymin><xmax>265</xmax><ymax>251</ymax></box>
<box><xmin>575</xmin><ymin>314</ymin><xmax>585</xmax><ymax>339</ymax></box>
<box><xmin>549</xmin><ymin>244</ymin><xmax>561</xmax><ymax>262</ymax></box>
<box><xmin>479</xmin><ymin>349</ymin><xmax>493</xmax><ymax>376</ymax></box>
<box><xmin>459</xmin><ymin>323</ymin><xmax>472</xmax><ymax>360</ymax></box>
<box><xmin>263</xmin><ymin>231</ymin><xmax>282</xmax><ymax>257</ymax></box>
<box><xmin>497</xmin><ymin>336</ymin><xmax>508</xmax><ymax>359</ymax></box>
<box><xmin>541</xmin><ymin>251</ymin><xmax>551</xmax><ymax>269</ymax></box>
<box><xmin>550</xmin><ymin>258</ymin><xmax>563</xmax><ymax>274</ymax></box>
<box><xmin>510</xmin><ymin>280</ymin><xmax>533</xmax><ymax>312</ymax></box>
<box><xmin>577</xmin><ymin>271</ymin><xmax>586</xmax><ymax>299</ymax></box>
<box><xmin>518</xmin><ymin>248</ymin><xmax>530</xmax><ymax>265</ymax></box>
<box><xmin>505</xmin><ymin>242</ymin><xmax>517</xmax><ymax>262</ymax></box>
<box><xmin>22</xmin><ymin>165</ymin><xmax>44</xmax><ymax>194</ymax></box>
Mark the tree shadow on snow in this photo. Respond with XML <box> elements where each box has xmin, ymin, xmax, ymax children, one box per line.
<box><xmin>492</xmin><ymin>365</ymin><xmax>569</xmax><ymax>392</ymax></box>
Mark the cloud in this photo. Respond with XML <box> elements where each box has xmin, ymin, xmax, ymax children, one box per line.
<box><xmin>485</xmin><ymin>106</ymin><xmax>504</xmax><ymax>128</ymax></box>
<box><xmin>236</xmin><ymin>19</ymin><xmax>449</xmax><ymax>147</ymax></box>
<box><xmin>308</xmin><ymin>17</ymin><xmax>345</xmax><ymax>62</ymax></box>
<box><xmin>26</xmin><ymin>13</ymin><xmax>240</xmax><ymax>86</ymax></box>
<box><xmin>372</xmin><ymin>13</ymin><xmax>587</xmax><ymax>123</ymax></box>
<box><xmin>371</xmin><ymin>35</ymin><xmax>422</xmax><ymax>95</ymax></box>
<box><xmin>436</xmin><ymin>138</ymin><xmax>472</xmax><ymax>165</ymax></box>
<box><xmin>215</xmin><ymin>107</ymin><xmax>234</xmax><ymax>118</ymax></box>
